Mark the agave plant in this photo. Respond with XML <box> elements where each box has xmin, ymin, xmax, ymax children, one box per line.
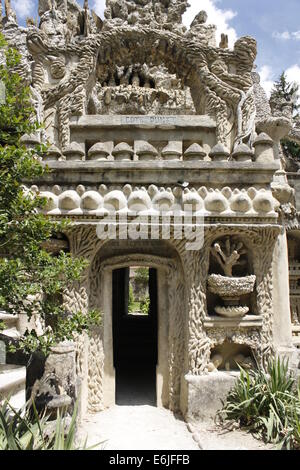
<box><xmin>219</xmin><ymin>357</ymin><xmax>300</xmax><ymax>449</ymax></box>
<box><xmin>0</xmin><ymin>399</ymin><xmax>97</xmax><ymax>450</ymax></box>
<box><xmin>0</xmin><ymin>400</ymin><xmax>50</xmax><ymax>450</ymax></box>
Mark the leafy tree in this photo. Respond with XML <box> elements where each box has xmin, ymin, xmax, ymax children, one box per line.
<box><xmin>270</xmin><ymin>72</ymin><xmax>300</xmax><ymax>161</ymax></box>
<box><xmin>271</xmin><ymin>71</ymin><xmax>300</xmax><ymax>116</ymax></box>
<box><xmin>135</xmin><ymin>267</ymin><xmax>149</xmax><ymax>287</ymax></box>
<box><xmin>0</xmin><ymin>34</ymin><xmax>101</xmax><ymax>356</ymax></box>
<box><xmin>281</xmin><ymin>138</ymin><xmax>300</xmax><ymax>161</ymax></box>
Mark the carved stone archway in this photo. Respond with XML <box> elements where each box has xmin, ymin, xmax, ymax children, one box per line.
<box><xmin>86</xmin><ymin>244</ymin><xmax>186</xmax><ymax>413</ymax></box>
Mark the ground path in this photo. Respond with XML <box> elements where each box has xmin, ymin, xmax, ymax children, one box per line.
<box><xmin>78</xmin><ymin>405</ymin><xmax>199</xmax><ymax>450</ymax></box>
<box><xmin>78</xmin><ymin>405</ymin><xmax>273</xmax><ymax>451</ymax></box>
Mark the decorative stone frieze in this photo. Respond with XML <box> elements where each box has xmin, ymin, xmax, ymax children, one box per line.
<box><xmin>30</xmin><ymin>184</ymin><xmax>279</xmax><ymax>217</ymax></box>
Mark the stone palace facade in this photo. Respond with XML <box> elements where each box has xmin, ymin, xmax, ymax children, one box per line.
<box><xmin>1</xmin><ymin>0</ymin><xmax>300</xmax><ymax>421</ymax></box>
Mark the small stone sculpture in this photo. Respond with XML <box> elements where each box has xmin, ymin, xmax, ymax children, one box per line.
<box><xmin>211</xmin><ymin>237</ymin><xmax>247</xmax><ymax>277</ymax></box>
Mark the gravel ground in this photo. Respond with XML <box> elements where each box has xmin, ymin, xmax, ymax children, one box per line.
<box><xmin>188</xmin><ymin>421</ymin><xmax>275</xmax><ymax>450</ymax></box>
<box><xmin>78</xmin><ymin>405</ymin><xmax>199</xmax><ymax>450</ymax></box>
<box><xmin>78</xmin><ymin>406</ymin><xmax>274</xmax><ymax>451</ymax></box>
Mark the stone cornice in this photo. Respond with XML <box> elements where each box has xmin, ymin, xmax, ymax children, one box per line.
<box><xmin>32</xmin><ymin>161</ymin><xmax>280</xmax><ymax>186</ymax></box>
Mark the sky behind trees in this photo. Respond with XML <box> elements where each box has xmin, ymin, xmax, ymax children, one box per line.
<box><xmin>8</xmin><ymin>0</ymin><xmax>300</xmax><ymax>98</ymax></box>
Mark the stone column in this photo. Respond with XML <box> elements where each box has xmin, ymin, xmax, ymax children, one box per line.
<box><xmin>179</xmin><ymin>247</ymin><xmax>210</xmax><ymax>417</ymax></box>
<box><xmin>272</xmin><ymin>228</ymin><xmax>294</xmax><ymax>356</ymax></box>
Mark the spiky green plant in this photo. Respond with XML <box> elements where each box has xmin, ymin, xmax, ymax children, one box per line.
<box><xmin>219</xmin><ymin>358</ymin><xmax>300</xmax><ymax>449</ymax></box>
<box><xmin>0</xmin><ymin>399</ymin><xmax>99</xmax><ymax>450</ymax></box>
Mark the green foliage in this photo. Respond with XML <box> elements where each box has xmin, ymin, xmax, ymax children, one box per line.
<box><xmin>10</xmin><ymin>310</ymin><xmax>102</xmax><ymax>356</ymax></box>
<box><xmin>140</xmin><ymin>296</ymin><xmax>150</xmax><ymax>315</ymax></box>
<box><xmin>128</xmin><ymin>284</ymin><xmax>135</xmax><ymax>313</ymax></box>
<box><xmin>281</xmin><ymin>138</ymin><xmax>300</xmax><ymax>161</ymax></box>
<box><xmin>270</xmin><ymin>71</ymin><xmax>300</xmax><ymax>161</ymax></box>
<box><xmin>271</xmin><ymin>71</ymin><xmax>300</xmax><ymax>116</ymax></box>
<box><xmin>0</xmin><ymin>35</ymin><xmax>36</xmax><ymax>146</ymax></box>
<box><xmin>135</xmin><ymin>267</ymin><xmax>149</xmax><ymax>286</ymax></box>
<box><xmin>0</xmin><ymin>399</ymin><xmax>95</xmax><ymax>450</ymax></box>
<box><xmin>219</xmin><ymin>358</ymin><xmax>300</xmax><ymax>449</ymax></box>
<box><xmin>0</xmin><ymin>33</ymin><xmax>101</xmax><ymax>356</ymax></box>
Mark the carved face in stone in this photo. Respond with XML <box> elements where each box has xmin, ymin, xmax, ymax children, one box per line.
<box><xmin>50</xmin><ymin>56</ymin><xmax>66</xmax><ymax>80</ymax></box>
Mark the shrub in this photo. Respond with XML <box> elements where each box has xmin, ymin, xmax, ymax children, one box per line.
<box><xmin>219</xmin><ymin>358</ymin><xmax>300</xmax><ymax>449</ymax></box>
<box><xmin>140</xmin><ymin>296</ymin><xmax>150</xmax><ymax>315</ymax></box>
<box><xmin>0</xmin><ymin>399</ymin><xmax>93</xmax><ymax>450</ymax></box>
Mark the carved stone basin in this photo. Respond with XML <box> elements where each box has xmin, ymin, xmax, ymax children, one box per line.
<box><xmin>214</xmin><ymin>306</ymin><xmax>250</xmax><ymax>318</ymax></box>
<box><xmin>208</xmin><ymin>274</ymin><xmax>256</xmax><ymax>298</ymax></box>
<box><xmin>208</xmin><ymin>274</ymin><xmax>256</xmax><ymax>318</ymax></box>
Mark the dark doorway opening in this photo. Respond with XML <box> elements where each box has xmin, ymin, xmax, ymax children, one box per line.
<box><xmin>113</xmin><ymin>267</ymin><xmax>158</xmax><ymax>406</ymax></box>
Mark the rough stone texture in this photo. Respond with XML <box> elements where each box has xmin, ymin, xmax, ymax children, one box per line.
<box><xmin>184</xmin><ymin>372</ymin><xmax>239</xmax><ymax>422</ymax></box>
<box><xmin>208</xmin><ymin>275</ymin><xmax>256</xmax><ymax>298</ymax></box>
<box><xmin>31</xmin><ymin>341</ymin><xmax>77</xmax><ymax>414</ymax></box>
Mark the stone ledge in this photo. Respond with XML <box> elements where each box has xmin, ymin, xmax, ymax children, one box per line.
<box><xmin>0</xmin><ymin>365</ymin><xmax>26</xmax><ymax>399</ymax></box>
<box><xmin>35</xmin><ymin>161</ymin><xmax>280</xmax><ymax>187</ymax></box>
<box><xmin>204</xmin><ymin>315</ymin><xmax>263</xmax><ymax>329</ymax></box>
<box><xmin>41</xmin><ymin>160</ymin><xmax>280</xmax><ymax>172</ymax></box>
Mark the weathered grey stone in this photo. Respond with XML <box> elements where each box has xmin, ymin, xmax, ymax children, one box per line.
<box><xmin>88</xmin><ymin>142</ymin><xmax>110</xmax><ymax>161</ymax></box>
<box><xmin>232</xmin><ymin>143</ymin><xmax>254</xmax><ymax>163</ymax></box>
<box><xmin>184</xmin><ymin>143</ymin><xmax>206</xmax><ymax>161</ymax></box>
<box><xmin>209</xmin><ymin>143</ymin><xmax>230</xmax><ymax>162</ymax></box>
<box><xmin>44</xmin><ymin>144</ymin><xmax>61</xmax><ymax>162</ymax></box>
<box><xmin>136</xmin><ymin>141</ymin><xmax>158</xmax><ymax>161</ymax></box>
<box><xmin>184</xmin><ymin>373</ymin><xmax>239</xmax><ymax>422</ymax></box>
<box><xmin>63</xmin><ymin>142</ymin><xmax>85</xmax><ymax>161</ymax></box>
<box><xmin>112</xmin><ymin>142</ymin><xmax>134</xmax><ymax>161</ymax></box>
<box><xmin>253</xmin><ymin>133</ymin><xmax>274</xmax><ymax>163</ymax></box>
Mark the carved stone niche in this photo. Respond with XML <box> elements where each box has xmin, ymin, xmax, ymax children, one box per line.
<box><xmin>207</xmin><ymin>342</ymin><xmax>256</xmax><ymax>373</ymax></box>
<box><xmin>207</xmin><ymin>236</ymin><xmax>257</xmax><ymax>318</ymax></box>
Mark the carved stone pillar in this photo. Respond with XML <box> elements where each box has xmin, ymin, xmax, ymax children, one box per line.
<box><xmin>182</xmin><ymin>238</ymin><xmax>212</xmax><ymax>377</ymax></box>
<box><xmin>272</xmin><ymin>228</ymin><xmax>294</xmax><ymax>355</ymax></box>
<box><xmin>65</xmin><ymin>225</ymin><xmax>105</xmax><ymax>417</ymax></box>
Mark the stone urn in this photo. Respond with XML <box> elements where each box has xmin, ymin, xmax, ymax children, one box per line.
<box><xmin>208</xmin><ymin>274</ymin><xmax>256</xmax><ymax>318</ymax></box>
<box><xmin>208</xmin><ymin>237</ymin><xmax>256</xmax><ymax>318</ymax></box>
